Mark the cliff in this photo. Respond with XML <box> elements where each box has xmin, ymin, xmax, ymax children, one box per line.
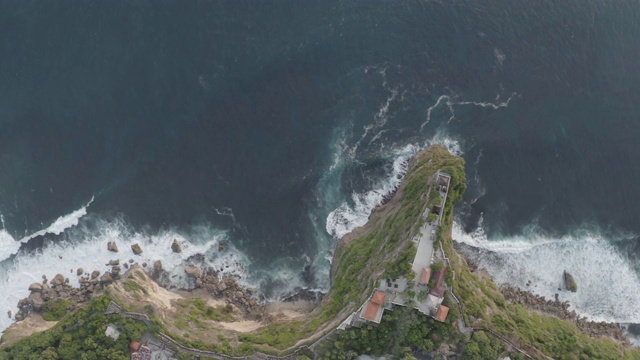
<box><xmin>2</xmin><ymin>145</ymin><xmax>639</xmax><ymax>360</ymax></box>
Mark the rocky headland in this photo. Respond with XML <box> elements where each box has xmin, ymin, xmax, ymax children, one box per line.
<box><xmin>8</xmin><ymin>239</ymin><xmax>311</xmax><ymax>335</ymax></box>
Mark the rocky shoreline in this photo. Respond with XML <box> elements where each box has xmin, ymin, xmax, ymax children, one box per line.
<box><xmin>10</xmin><ymin>239</ymin><xmax>266</xmax><ymax>324</ymax></box>
<box><xmin>500</xmin><ymin>285</ymin><xmax>630</xmax><ymax>346</ymax></box>
<box><xmin>454</xmin><ymin>242</ymin><xmax>631</xmax><ymax>346</ymax></box>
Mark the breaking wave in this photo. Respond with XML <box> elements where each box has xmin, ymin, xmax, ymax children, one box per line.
<box><xmin>0</xmin><ymin>198</ymin><xmax>94</xmax><ymax>263</ymax></box>
<box><xmin>326</xmin><ymin>132</ymin><xmax>463</xmax><ymax>239</ymax></box>
<box><xmin>453</xmin><ymin>221</ymin><xmax>640</xmax><ymax>323</ymax></box>
<box><xmin>0</xmin><ymin>216</ymin><xmax>253</xmax><ymax>334</ymax></box>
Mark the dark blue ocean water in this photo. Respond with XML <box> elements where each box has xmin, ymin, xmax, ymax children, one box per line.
<box><xmin>2</xmin><ymin>0</ymin><xmax>640</xmax><ymax>330</ymax></box>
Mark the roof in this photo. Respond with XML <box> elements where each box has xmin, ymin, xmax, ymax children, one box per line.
<box><xmin>420</xmin><ymin>267</ymin><xmax>432</xmax><ymax>285</ymax></box>
<box><xmin>434</xmin><ymin>305</ymin><xmax>449</xmax><ymax>322</ymax></box>
<box><xmin>129</xmin><ymin>340</ymin><xmax>141</xmax><ymax>352</ymax></box>
<box><xmin>429</xmin><ymin>265</ymin><xmax>447</xmax><ymax>297</ymax></box>
<box><xmin>362</xmin><ymin>301</ymin><xmax>381</xmax><ymax>322</ymax></box>
<box><xmin>371</xmin><ymin>290</ymin><xmax>386</xmax><ymax>305</ymax></box>
<box><xmin>431</xmin><ymin>265</ymin><xmax>446</xmax><ymax>287</ymax></box>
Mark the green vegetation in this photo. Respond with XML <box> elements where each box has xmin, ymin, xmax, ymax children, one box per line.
<box><xmin>175</xmin><ymin>298</ymin><xmax>235</xmax><ymax>324</ymax></box>
<box><xmin>42</xmin><ymin>299</ymin><xmax>75</xmax><ymax>321</ymax></box>
<box><xmin>0</xmin><ymin>296</ymin><xmax>148</xmax><ymax>360</ymax></box>
<box><xmin>383</xmin><ymin>242</ymin><xmax>416</xmax><ymax>279</ymax></box>
<box><xmin>460</xmin><ymin>331</ymin><xmax>505</xmax><ymax>360</ymax></box>
<box><xmin>435</xmin><ymin>165</ymin><xmax>640</xmax><ymax>359</ymax></box>
<box><xmin>4</xmin><ymin>145</ymin><xmax>637</xmax><ymax>359</ymax></box>
<box><xmin>317</xmin><ymin>305</ymin><xmax>463</xmax><ymax>360</ymax></box>
<box><xmin>123</xmin><ymin>279</ymin><xmax>147</xmax><ymax>294</ymax></box>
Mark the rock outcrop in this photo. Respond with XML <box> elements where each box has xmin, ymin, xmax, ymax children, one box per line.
<box><xmin>501</xmin><ymin>285</ymin><xmax>628</xmax><ymax>345</ymax></box>
<box><xmin>131</xmin><ymin>244</ymin><xmax>143</xmax><ymax>255</ymax></box>
<box><xmin>107</xmin><ymin>241</ymin><xmax>118</xmax><ymax>252</ymax></box>
<box><xmin>195</xmin><ymin>268</ymin><xmax>264</xmax><ymax>319</ymax></box>
<box><xmin>50</xmin><ymin>274</ymin><xmax>65</xmax><ymax>287</ymax></box>
<box><xmin>171</xmin><ymin>239</ymin><xmax>182</xmax><ymax>253</ymax></box>
<box><xmin>184</xmin><ymin>265</ymin><xmax>201</xmax><ymax>279</ymax></box>
<box><xmin>100</xmin><ymin>272</ymin><xmax>114</xmax><ymax>284</ymax></box>
<box><xmin>564</xmin><ymin>270</ymin><xmax>577</xmax><ymax>292</ymax></box>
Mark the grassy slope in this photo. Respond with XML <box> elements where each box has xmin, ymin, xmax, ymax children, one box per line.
<box><xmin>3</xmin><ymin>145</ymin><xmax>638</xmax><ymax>359</ymax></box>
<box><xmin>436</xmin><ymin>163</ymin><xmax>640</xmax><ymax>359</ymax></box>
<box><xmin>231</xmin><ymin>145</ymin><xmax>467</xmax><ymax>354</ymax></box>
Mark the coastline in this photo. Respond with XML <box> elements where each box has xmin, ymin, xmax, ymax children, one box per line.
<box><xmin>454</xmin><ymin>241</ymin><xmax>631</xmax><ymax>346</ymax></box>
<box><xmin>3</xmin><ymin>145</ymin><xmax>639</xmax><ymax>359</ymax></box>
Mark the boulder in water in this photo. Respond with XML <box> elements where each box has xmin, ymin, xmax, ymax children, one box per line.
<box><xmin>28</xmin><ymin>283</ymin><xmax>43</xmax><ymax>292</ymax></box>
<box><xmin>564</xmin><ymin>270</ymin><xmax>577</xmax><ymax>292</ymax></box>
<box><xmin>171</xmin><ymin>239</ymin><xmax>182</xmax><ymax>253</ymax></box>
<box><xmin>131</xmin><ymin>244</ymin><xmax>143</xmax><ymax>255</ymax></box>
<box><xmin>107</xmin><ymin>241</ymin><xmax>119</xmax><ymax>252</ymax></box>
<box><xmin>76</xmin><ymin>268</ymin><xmax>84</xmax><ymax>276</ymax></box>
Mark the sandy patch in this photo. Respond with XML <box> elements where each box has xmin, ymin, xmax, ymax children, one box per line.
<box><xmin>217</xmin><ymin>320</ymin><xmax>264</xmax><ymax>333</ymax></box>
<box><xmin>0</xmin><ymin>313</ymin><xmax>57</xmax><ymax>348</ymax></box>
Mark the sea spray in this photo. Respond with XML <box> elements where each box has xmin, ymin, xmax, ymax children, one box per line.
<box><xmin>453</xmin><ymin>221</ymin><xmax>640</xmax><ymax>323</ymax></box>
<box><xmin>325</xmin><ymin>132</ymin><xmax>463</xmax><ymax>239</ymax></box>
<box><xmin>0</xmin><ymin>217</ymin><xmax>252</xmax><ymax>334</ymax></box>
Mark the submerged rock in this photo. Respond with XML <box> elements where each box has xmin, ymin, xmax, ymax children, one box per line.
<box><xmin>564</xmin><ymin>270</ymin><xmax>577</xmax><ymax>292</ymax></box>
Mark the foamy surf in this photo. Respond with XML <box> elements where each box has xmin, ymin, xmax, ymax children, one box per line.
<box><xmin>326</xmin><ymin>132</ymin><xmax>463</xmax><ymax>239</ymax></box>
<box><xmin>453</xmin><ymin>222</ymin><xmax>640</xmax><ymax>323</ymax></box>
<box><xmin>0</xmin><ymin>217</ymin><xmax>253</xmax><ymax>334</ymax></box>
<box><xmin>0</xmin><ymin>198</ymin><xmax>95</xmax><ymax>264</ymax></box>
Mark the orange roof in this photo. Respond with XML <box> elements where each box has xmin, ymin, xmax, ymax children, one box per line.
<box><xmin>362</xmin><ymin>301</ymin><xmax>381</xmax><ymax>321</ymax></box>
<box><xmin>420</xmin><ymin>267</ymin><xmax>432</xmax><ymax>285</ymax></box>
<box><xmin>129</xmin><ymin>340</ymin><xmax>141</xmax><ymax>352</ymax></box>
<box><xmin>371</xmin><ymin>290</ymin><xmax>386</xmax><ymax>305</ymax></box>
<box><xmin>434</xmin><ymin>305</ymin><xmax>449</xmax><ymax>322</ymax></box>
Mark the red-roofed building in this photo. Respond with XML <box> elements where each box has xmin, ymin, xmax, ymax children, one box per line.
<box><xmin>359</xmin><ymin>290</ymin><xmax>387</xmax><ymax>324</ymax></box>
<box><xmin>429</xmin><ymin>265</ymin><xmax>447</xmax><ymax>298</ymax></box>
<box><xmin>371</xmin><ymin>290</ymin><xmax>386</xmax><ymax>305</ymax></box>
<box><xmin>434</xmin><ymin>305</ymin><xmax>449</xmax><ymax>322</ymax></box>
<box><xmin>419</xmin><ymin>267</ymin><xmax>432</xmax><ymax>285</ymax></box>
<box><xmin>129</xmin><ymin>341</ymin><xmax>141</xmax><ymax>352</ymax></box>
<box><xmin>362</xmin><ymin>301</ymin><xmax>381</xmax><ymax>322</ymax></box>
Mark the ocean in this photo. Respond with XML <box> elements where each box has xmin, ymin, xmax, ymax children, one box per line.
<box><xmin>2</xmin><ymin>0</ymin><xmax>640</xmax><ymax>337</ymax></box>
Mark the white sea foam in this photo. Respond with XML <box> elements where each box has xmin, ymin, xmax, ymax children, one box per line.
<box><xmin>0</xmin><ymin>199</ymin><xmax>94</xmax><ymax>264</ymax></box>
<box><xmin>420</xmin><ymin>93</ymin><xmax>516</xmax><ymax>129</ymax></box>
<box><xmin>0</xmin><ymin>230</ymin><xmax>20</xmax><ymax>265</ymax></box>
<box><xmin>453</xmin><ymin>221</ymin><xmax>640</xmax><ymax>323</ymax></box>
<box><xmin>19</xmin><ymin>197</ymin><xmax>93</xmax><ymax>243</ymax></box>
<box><xmin>326</xmin><ymin>145</ymin><xmax>414</xmax><ymax>239</ymax></box>
<box><xmin>0</xmin><ymin>217</ymin><xmax>252</xmax><ymax>334</ymax></box>
<box><xmin>326</xmin><ymin>133</ymin><xmax>463</xmax><ymax>239</ymax></box>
